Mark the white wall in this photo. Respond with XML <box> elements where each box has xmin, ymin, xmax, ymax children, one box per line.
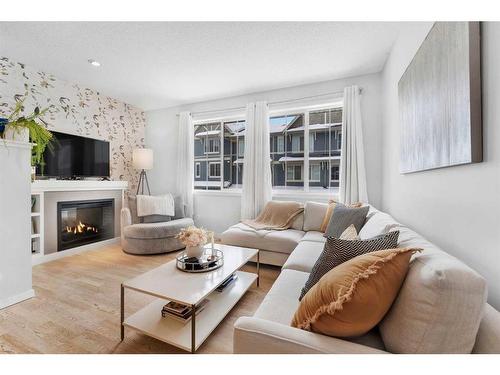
<box><xmin>381</xmin><ymin>22</ymin><xmax>500</xmax><ymax>309</ymax></box>
<box><xmin>146</xmin><ymin>73</ymin><xmax>382</xmax><ymax>233</ymax></box>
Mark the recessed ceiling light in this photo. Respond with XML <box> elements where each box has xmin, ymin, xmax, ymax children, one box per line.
<box><xmin>88</xmin><ymin>59</ymin><xmax>101</xmax><ymax>67</ymax></box>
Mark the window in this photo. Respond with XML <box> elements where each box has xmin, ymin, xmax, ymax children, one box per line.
<box><xmin>309</xmin><ymin>132</ymin><xmax>315</xmax><ymax>152</ymax></box>
<box><xmin>309</xmin><ymin>163</ymin><xmax>321</xmax><ymax>182</ymax></box>
<box><xmin>277</xmin><ymin>136</ymin><xmax>284</xmax><ymax>153</ymax></box>
<box><xmin>286</xmin><ymin>165</ymin><xmax>302</xmax><ymax>181</ymax></box>
<box><xmin>209</xmin><ymin>162</ymin><xmax>221</xmax><ymax>178</ymax></box>
<box><xmin>308</xmin><ymin>107</ymin><xmax>342</xmax><ymax>192</ymax></box>
<box><xmin>194</xmin><ymin>118</ymin><xmax>245</xmax><ymax>190</ymax></box>
<box><xmin>270</xmin><ymin>113</ymin><xmax>304</xmax><ymax>191</ymax></box>
<box><xmin>291</xmin><ymin>135</ymin><xmax>303</xmax><ymax>152</ymax></box>
<box><xmin>331</xmin><ymin>165</ymin><xmax>340</xmax><ymax>182</ymax></box>
<box><xmin>270</xmin><ymin>106</ymin><xmax>342</xmax><ymax>193</ymax></box>
<box><xmin>205</xmin><ymin>138</ymin><xmax>220</xmax><ymax>154</ymax></box>
<box><xmin>195</xmin><ymin>162</ymin><xmax>201</xmax><ymax>178</ymax></box>
<box><xmin>238</xmin><ymin>138</ymin><xmax>244</xmax><ymax>157</ymax></box>
<box><xmin>194</xmin><ymin>122</ymin><xmax>221</xmax><ymax>190</ymax></box>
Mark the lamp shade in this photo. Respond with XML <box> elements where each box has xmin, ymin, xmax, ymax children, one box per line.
<box><xmin>133</xmin><ymin>148</ymin><xmax>154</xmax><ymax>170</ymax></box>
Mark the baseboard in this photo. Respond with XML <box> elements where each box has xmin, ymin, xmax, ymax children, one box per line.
<box><xmin>0</xmin><ymin>289</ymin><xmax>35</xmax><ymax>310</ymax></box>
<box><xmin>32</xmin><ymin>237</ymin><xmax>120</xmax><ymax>266</ymax></box>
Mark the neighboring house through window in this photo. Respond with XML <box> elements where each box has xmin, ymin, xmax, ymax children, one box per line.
<box><xmin>192</xmin><ymin>104</ymin><xmax>342</xmax><ymax>193</ymax></box>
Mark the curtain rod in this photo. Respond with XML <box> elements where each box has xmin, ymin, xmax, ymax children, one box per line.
<box><xmin>175</xmin><ymin>87</ymin><xmax>362</xmax><ymax>118</ymax></box>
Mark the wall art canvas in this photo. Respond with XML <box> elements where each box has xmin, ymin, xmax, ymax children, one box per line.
<box><xmin>399</xmin><ymin>22</ymin><xmax>482</xmax><ymax>173</ymax></box>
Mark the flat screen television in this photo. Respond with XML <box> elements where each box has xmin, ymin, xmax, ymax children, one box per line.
<box><xmin>36</xmin><ymin>131</ymin><xmax>110</xmax><ymax>178</ymax></box>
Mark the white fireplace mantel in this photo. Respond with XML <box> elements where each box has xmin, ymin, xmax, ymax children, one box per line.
<box><xmin>32</xmin><ymin>179</ymin><xmax>128</xmax><ymax>193</ymax></box>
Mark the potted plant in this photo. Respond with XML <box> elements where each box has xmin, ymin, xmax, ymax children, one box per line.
<box><xmin>1</xmin><ymin>95</ymin><xmax>54</xmax><ymax>178</ymax></box>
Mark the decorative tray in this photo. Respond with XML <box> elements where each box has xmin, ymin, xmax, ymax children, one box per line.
<box><xmin>176</xmin><ymin>248</ymin><xmax>224</xmax><ymax>273</ymax></box>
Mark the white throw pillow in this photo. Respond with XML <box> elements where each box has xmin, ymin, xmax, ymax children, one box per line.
<box><xmin>302</xmin><ymin>201</ymin><xmax>328</xmax><ymax>232</ymax></box>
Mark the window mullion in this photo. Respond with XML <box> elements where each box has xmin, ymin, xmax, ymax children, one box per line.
<box><xmin>304</xmin><ymin>111</ymin><xmax>310</xmax><ymax>192</ymax></box>
<box><xmin>220</xmin><ymin>122</ymin><xmax>224</xmax><ymax>190</ymax></box>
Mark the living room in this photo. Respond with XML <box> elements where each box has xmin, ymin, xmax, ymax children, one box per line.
<box><xmin>1</xmin><ymin>0</ymin><xmax>499</xmax><ymax>372</ymax></box>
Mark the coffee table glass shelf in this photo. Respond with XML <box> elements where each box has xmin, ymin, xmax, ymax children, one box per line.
<box><xmin>121</xmin><ymin>244</ymin><xmax>259</xmax><ymax>353</ymax></box>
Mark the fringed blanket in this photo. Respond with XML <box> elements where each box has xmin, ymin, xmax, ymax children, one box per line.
<box><xmin>243</xmin><ymin>201</ymin><xmax>304</xmax><ymax>230</ymax></box>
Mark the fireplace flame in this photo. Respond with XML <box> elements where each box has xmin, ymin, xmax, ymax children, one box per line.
<box><xmin>65</xmin><ymin>221</ymin><xmax>98</xmax><ymax>235</ymax></box>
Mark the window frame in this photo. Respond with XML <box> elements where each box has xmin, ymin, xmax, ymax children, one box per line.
<box><xmin>193</xmin><ymin>115</ymin><xmax>246</xmax><ymax>191</ymax></box>
<box><xmin>270</xmin><ymin>102</ymin><xmax>342</xmax><ymax>194</ymax></box>
<box><xmin>191</xmin><ymin>101</ymin><xmax>342</xmax><ymax>196</ymax></box>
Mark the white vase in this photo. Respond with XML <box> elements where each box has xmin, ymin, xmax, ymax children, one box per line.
<box><xmin>3</xmin><ymin>127</ymin><xmax>29</xmax><ymax>142</ymax></box>
<box><xmin>186</xmin><ymin>245</ymin><xmax>205</xmax><ymax>259</ymax></box>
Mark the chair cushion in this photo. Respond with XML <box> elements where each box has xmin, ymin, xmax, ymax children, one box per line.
<box><xmin>221</xmin><ymin>223</ymin><xmax>304</xmax><ymax>254</ymax></box>
<box><xmin>302</xmin><ymin>202</ymin><xmax>329</xmax><ymax>232</ymax></box>
<box><xmin>128</xmin><ymin>194</ymin><xmax>185</xmax><ymax>223</ymax></box>
<box><xmin>292</xmin><ymin>248</ymin><xmax>418</xmax><ymax>338</ymax></box>
<box><xmin>123</xmin><ymin>217</ymin><xmax>194</xmax><ymax>239</ymax></box>
<box><xmin>299</xmin><ymin>231</ymin><xmax>400</xmax><ymax>300</ymax></box>
<box><xmin>379</xmin><ymin>227</ymin><xmax>488</xmax><ymax>353</ymax></box>
<box><xmin>283</xmin><ymin>240</ymin><xmax>324</xmax><ymax>273</ymax></box>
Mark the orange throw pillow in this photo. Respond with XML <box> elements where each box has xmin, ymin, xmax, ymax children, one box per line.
<box><xmin>319</xmin><ymin>200</ymin><xmax>362</xmax><ymax>233</ymax></box>
<box><xmin>291</xmin><ymin>247</ymin><xmax>421</xmax><ymax>337</ymax></box>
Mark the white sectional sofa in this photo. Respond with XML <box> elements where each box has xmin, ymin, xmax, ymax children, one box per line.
<box><xmin>221</xmin><ymin>202</ymin><xmax>500</xmax><ymax>354</ymax></box>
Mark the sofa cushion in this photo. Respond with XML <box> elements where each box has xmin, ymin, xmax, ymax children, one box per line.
<box><xmin>283</xmin><ymin>240</ymin><xmax>324</xmax><ymax>273</ymax></box>
<box><xmin>221</xmin><ymin>223</ymin><xmax>305</xmax><ymax>254</ymax></box>
<box><xmin>379</xmin><ymin>230</ymin><xmax>488</xmax><ymax>353</ymax></box>
<box><xmin>300</xmin><ymin>231</ymin><xmax>326</xmax><ymax>244</ymax></box>
<box><xmin>299</xmin><ymin>231</ymin><xmax>400</xmax><ymax>300</ymax></box>
<box><xmin>303</xmin><ymin>202</ymin><xmax>328</xmax><ymax>232</ymax></box>
<box><xmin>123</xmin><ymin>217</ymin><xmax>194</xmax><ymax>239</ymax></box>
<box><xmin>324</xmin><ymin>204</ymin><xmax>369</xmax><ymax>238</ymax></box>
<box><xmin>254</xmin><ymin>269</ymin><xmax>309</xmax><ymax>325</ymax></box>
<box><xmin>359</xmin><ymin>210</ymin><xmax>402</xmax><ymax>240</ymax></box>
<box><xmin>292</xmin><ymin>248</ymin><xmax>418</xmax><ymax>338</ymax></box>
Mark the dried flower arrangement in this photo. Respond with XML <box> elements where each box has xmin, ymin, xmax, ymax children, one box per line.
<box><xmin>176</xmin><ymin>226</ymin><xmax>209</xmax><ymax>248</ymax></box>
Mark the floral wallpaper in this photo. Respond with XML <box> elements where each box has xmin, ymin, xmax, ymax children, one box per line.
<box><xmin>0</xmin><ymin>56</ymin><xmax>145</xmax><ymax>194</ymax></box>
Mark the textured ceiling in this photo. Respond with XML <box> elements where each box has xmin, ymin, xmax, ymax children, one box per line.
<box><xmin>0</xmin><ymin>22</ymin><xmax>407</xmax><ymax>110</ymax></box>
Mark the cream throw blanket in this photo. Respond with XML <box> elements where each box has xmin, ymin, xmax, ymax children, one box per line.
<box><xmin>136</xmin><ymin>194</ymin><xmax>175</xmax><ymax>217</ymax></box>
<box><xmin>242</xmin><ymin>201</ymin><xmax>304</xmax><ymax>230</ymax></box>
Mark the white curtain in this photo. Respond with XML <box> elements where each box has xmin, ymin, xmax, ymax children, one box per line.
<box><xmin>340</xmin><ymin>85</ymin><xmax>368</xmax><ymax>204</ymax></box>
<box><xmin>176</xmin><ymin>111</ymin><xmax>194</xmax><ymax>217</ymax></box>
<box><xmin>241</xmin><ymin>101</ymin><xmax>272</xmax><ymax>220</ymax></box>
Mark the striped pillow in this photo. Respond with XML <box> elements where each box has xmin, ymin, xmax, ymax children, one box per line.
<box><xmin>299</xmin><ymin>230</ymin><xmax>400</xmax><ymax>300</ymax></box>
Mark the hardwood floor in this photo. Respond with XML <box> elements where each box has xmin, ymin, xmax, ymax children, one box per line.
<box><xmin>0</xmin><ymin>244</ymin><xmax>280</xmax><ymax>354</ymax></box>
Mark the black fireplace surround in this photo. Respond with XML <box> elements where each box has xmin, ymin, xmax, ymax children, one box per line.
<box><xmin>57</xmin><ymin>199</ymin><xmax>115</xmax><ymax>252</ymax></box>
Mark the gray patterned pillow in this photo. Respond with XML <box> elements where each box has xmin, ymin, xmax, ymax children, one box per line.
<box><xmin>299</xmin><ymin>231</ymin><xmax>400</xmax><ymax>300</ymax></box>
<box><xmin>324</xmin><ymin>204</ymin><xmax>370</xmax><ymax>238</ymax></box>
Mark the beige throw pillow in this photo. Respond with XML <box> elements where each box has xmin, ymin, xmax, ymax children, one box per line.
<box><xmin>292</xmin><ymin>247</ymin><xmax>421</xmax><ymax>338</ymax></box>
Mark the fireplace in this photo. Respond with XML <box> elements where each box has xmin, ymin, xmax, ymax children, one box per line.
<box><xmin>57</xmin><ymin>199</ymin><xmax>115</xmax><ymax>251</ymax></box>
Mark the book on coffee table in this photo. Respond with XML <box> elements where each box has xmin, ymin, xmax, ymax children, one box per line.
<box><xmin>161</xmin><ymin>299</ymin><xmax>209</xmax><ymax>323</ymax></box>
